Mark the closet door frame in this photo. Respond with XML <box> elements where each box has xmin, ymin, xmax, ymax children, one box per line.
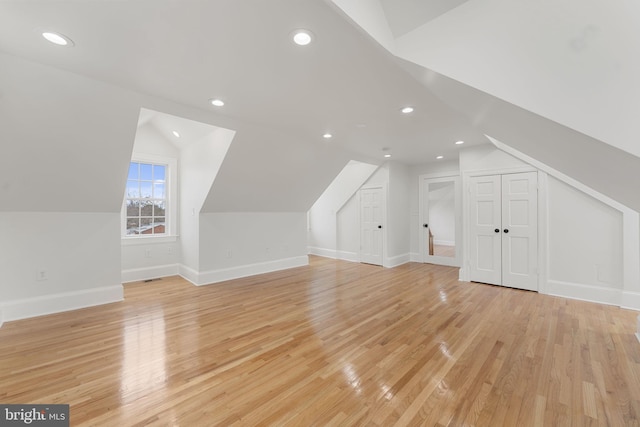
<box><xmin>460</xmin><ymin>165</ymin><xmax>542</xmax><ymax>291</ymax></box>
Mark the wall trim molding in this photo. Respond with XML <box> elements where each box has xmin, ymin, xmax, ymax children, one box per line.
<box><xmin>178</xmin><ymin>264</ymin><xmax>200</xmax><ymax>286</ymax></box>
<box><xmin>336</xmin><ymin>250</ymin><xmax>359</xmax><ymax>263</ymax></box>
<box><xmin>386</xmin><ymin>253</ymin><xmax>410</xmax><ymax>268</ymax></box>
<box><xmin>122</xmin><ymin>264</ymin><xmax>179</xmax><ymax>283</ymax></box>
<box><xmin>410</xmin><ymin>252</ymin><xmax>421</xmax><ymax>262</ymax></box>
<box><xmin>621</xmin><ymin>291</ymin><xmax>640</xmax><ymax>311</ymax></box>
<box><xmin>195</xmin><ymin>256</ymin><xmax>309</xmax><ymax>286</ymax></box>
<box><xmin>1</xmin><ymin>285</ymin><xmax>123</xmax><ymax>324</ymax></box>
<box><xmin>546</xmin><ymin>279</ymin><xmax>622</xmax><ymax>307</ymax></box>
<box><xmin>308</xmin><ymin>246</ymin><xmax>337</xmax><ymax>259</ymax></box>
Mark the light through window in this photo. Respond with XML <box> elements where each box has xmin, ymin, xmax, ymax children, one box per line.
<box><xmin>125</xmin><ymin>162</ymin><xmax>167</xmax><ymax>235</ymax></box>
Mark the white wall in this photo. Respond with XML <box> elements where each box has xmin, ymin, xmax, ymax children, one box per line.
<box><xmin>459</xmin><ymin>144</ymin><xmax>527</xmax><ymax>171</ymax></box>
<box><xmin>179</xmin><ymin>128</ymin><xmax>234</xmax><ymax>275</ymax></box>
<box><xmin>546</xmin><ymin>176</ymin><xmax>623</xmax><ymax>298</ymax></box>
<box><xmin>0</xmin><ymin>213</ymin><xmax>123</xmax><ymax>323</ymax></box>
<box><xmin>336</xmin><ymin>195</ymin><xmax>360</xmax><ymax>261</ymax></box>
<box><xmin>198</xmin><ymin>212</ymin><xmax>308</xmax><ymax>284</ymax></box>
<box><xmin>387</xmin><ymin>162</ymin><xmax>411</xmax><ymax>264</ymax></box>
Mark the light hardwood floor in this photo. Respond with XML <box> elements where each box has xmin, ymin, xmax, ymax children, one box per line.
<box><xmin>1</xmin><ymin>256</ymin><xmax>639</xmax><ymax>426</ymax></box>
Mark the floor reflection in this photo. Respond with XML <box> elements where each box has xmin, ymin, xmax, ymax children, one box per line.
<box><xmin>120</xmin><ymin>307</ymin><xmax>167</xmax><ymax>404</ymax></box>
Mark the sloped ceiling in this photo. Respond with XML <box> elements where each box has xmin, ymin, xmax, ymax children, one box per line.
<box><xmin>379</xmin><ymin>0</ymin><xmax>470</xmax><ymax>38</ymax></box>
<box><xmin>331</xmin><ymin>0</ymin><xmax>640</xmax><ymax>211</ymax></box>
<box><xmin>3</xmin><ymin>0</ymin><xmax>637</xmax><ymax>215</ymax></box>
<box><xmin>0</xmin><ymin>0</ymin><xmax>490</xmax><ymax>214</ymax></box>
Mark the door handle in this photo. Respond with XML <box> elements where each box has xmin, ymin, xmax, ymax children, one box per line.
<box><xmin>494</xmin><ymin>228</ymin><xmax>500</xmax><ymax>233</ymax></box>
<box><xmin>503</xmin><ymin>229</ymin><xmax>509</xmax><ymax>233</ymax></box>
<box><xmin>423</xmin><ymin>223</ymin><xmax>428</xmax><ymax>228</ymax></box>
<box><xmin>378</xmin><ymin>225</ymin><xmax>382</xmax><ymax>229</ymax></box>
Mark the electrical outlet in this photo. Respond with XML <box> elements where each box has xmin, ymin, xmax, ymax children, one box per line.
<box><xmin>145</xmin><ymin>249</ymin><xmax>151</xmax><ymax>258</ymax></box>
<box><xmin>226</xmin><ymin>249</ymin><xmax>232</xmax><ymax>258</ymax></box>
<box><xmin>36</xmin><ymin>270</ymin><xmax>48</xmax><ymax>281</ymax></box>
<box><xmin>168</xmin><ymin>246</ymin><xmax>173</xmax><ymax>255</ymax></box>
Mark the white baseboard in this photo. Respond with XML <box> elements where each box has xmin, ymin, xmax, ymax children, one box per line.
<box><xmin>410</xmin><ymin>252</ymin><xmax>421</xmax><ymax>262</ymax></box>
<box><xmin>546</xmin><ymin>279</ymin><xmax>622</xmax><ymax>307</ymax></box>
<box><xmin>193</xmin><ymin>256</ymin><xmax>309</xmax><ymax>286</ymax></box>
<box><xmin>1</xmin><ymin>285</ymin><xmax>123</xmax><ymax>323</ymax></box>
<box><xmin>308</xmin><ymin>246</ymin><xmax>337</xmax><ymax>259</ymax></box>
<box><xmin>178</xmin><ymin>264</ymin><xmax>200</xmax><ymax>286</ymax></box>
<box><xmin>386</xmin><ymin>253</ymin><xmax>410</xmax><ymax>268</ymax></box>
<box><xmin>433</xmin><ymin>240</ymin><xmax>455</xmax><ymax>246</ymax></box>
<box><xmin>122</xmin><ymin>264</ymin><xmax>179</xmax><ymax>283</ymax></box>
<box><xmin>621</xmin><ymin>291</ymin><xmax>640</xmax><ymax>311</ymax></box>
<box><xmin>336</xmin><ymin>250</ymin><xmax>359</xmax><ymax>262</ymax></box>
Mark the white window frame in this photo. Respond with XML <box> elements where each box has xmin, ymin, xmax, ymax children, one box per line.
<box><xmin>122</xmin><ymin>153</ymin><xmax>177</xmax><ymax>244</ymax></box>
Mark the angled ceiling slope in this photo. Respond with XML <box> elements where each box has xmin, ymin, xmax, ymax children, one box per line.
<box><xmin>330</xmin><ymin>0</ymin><xmax>640</xmax><ymax>212</ymax></box>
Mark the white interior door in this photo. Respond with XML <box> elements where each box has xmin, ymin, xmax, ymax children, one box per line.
<box><xmin>468</xmin><ymin>172</ymin><xmax>538</xmax><ymax>290</ymax></box>
<box><xmin>501</xmin><ymin>172</ymin><xmax>538</xmax><ymax>291</ymax></box>
<box><xmin>468</xmin><ymin>175</ymin><xmax>502</xmax><ymax>285</ymax></box>
<box><xmin>360</xmin><ymin>187</ymin><xmax>383</xmax><ymax>266</ymax></box>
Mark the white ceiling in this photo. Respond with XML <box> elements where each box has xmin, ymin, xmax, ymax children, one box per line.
<box><xmin>379</xmin><ymin>0</ymin><xmax>471</xmax><ymax>37</ymax></box>
<box><xmin>0</xmin><ymin>0</ymin><xmax>488</xmax><ymax>165</ymax></box>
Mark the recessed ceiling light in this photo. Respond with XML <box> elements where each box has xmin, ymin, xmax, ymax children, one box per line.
<box><xmin>42</xmin><ymin>31</ymin><xmax>74</xmax><ymax>47</ymax></box>
<box><xmin>384</xmin><ymin>154</ymin><xmax>392</xmax><ymax>158</ymax></box>
<box><xmin>455</xmin><ymin>140</ymin><xmax>465</xmax><ymax>145</ymax></box>
<box><xmin>172</xmin><ymin>131</ymin><xmax>180</xmax><ymax>138</ymax></box>
<box><xmin>292</xmin><ymin>29</ymin><xmax>313</xmax><ymax>46</ymax></box>
<box><xmin>401</xmin><ymin>106</ymin><xmax>414</xmax><ymax>114</ymax></box>
<box><xmin>209</xmin><ymin>98</ymin><xmax>225</xmax><ymax>107</ymax></box>
<box><xmin>323</xmin><ymin>133</ymin><xmax>332</xmax><ymax>139</ymax></box>
<box><xmin>436</xmin><ymin>155</ymin><xmax>444</xmax><ymax>160</ymax></box>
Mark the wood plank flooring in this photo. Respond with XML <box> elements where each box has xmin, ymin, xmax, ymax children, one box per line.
<box><xmin>1</xmin><ymin>256</ymin><xmax>639</xmax><ymax>426</ymax></box>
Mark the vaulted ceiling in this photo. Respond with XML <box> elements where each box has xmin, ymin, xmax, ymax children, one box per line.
<box><xmin>0</xmin><ymin>0</ymin><xmax>639</xmax><ymax>213</ymax></box>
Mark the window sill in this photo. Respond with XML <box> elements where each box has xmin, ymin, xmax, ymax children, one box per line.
<box><xmin>121</xmin><ymin>235</ymin><xmax>178</xmax><ymax>246</ymax></box>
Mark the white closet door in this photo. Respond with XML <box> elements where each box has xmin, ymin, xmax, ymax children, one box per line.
<box><xmin>468</xmin><ymin>175</ymin><xmax>502</xmax><ymax>285</ymax></box>
<box><xmin>501</xmin><ymin>172</ymin><xmax>538</xmax><ymax>291</ymax></box>
<box><xmin>468</xmin><ymin>172</ymin><xmax>538</xmax><ymax>291</ymax></box>
<box><xmin>360</xmin><ymin>187</ymin><xmax>383</xmax><ymax>266</ymax></box>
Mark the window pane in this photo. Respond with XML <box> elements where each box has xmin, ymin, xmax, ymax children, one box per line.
<box><xmin>140</xmin><ymin>163</ymin><xmax>153</xmax><ymax>180</ymax></box>
<box><xmin>126</xmin><ymin>218</ymin><xmax>139</xmax><ymax>234</ymax></box>
<box><xmin>153</xmin><ymin>183</ymin><xmax>165</xmax><ymax>199</ymax></box>
<box><xmin>153</xmin><ymin>201</ymin><xmax>166</xmax><ymax>216</ymax></box>
<box><xmin>126</xmin><ymin>180</ymin><xmax>140</xmax><ymax>198</ymax></box>
<box><xmin>126</xmin><ymin>200</ymin><xmax>140</xmax><ymax>216</ymax></box>
<box><xmin>154</xmin><ymin>165</ymin><xmax>166</xmax><ymax>182</ymax></box>
<box><xmin>124</xmin><ymin>159</ymin><xmax>170</xmax><ymax>238</ymax></box>
<box><xmin>153</xmin><ymin>218</ymin><xmax>166</xmax><ymax>234</ymax></box>
<box><xmin>128</xmin><ymin>163</ymin><xmax>139</xmax><ymax>180</ymax></box>
<box><xmin>140</xmin><ymin>201</ymin><xmax>153</xmax><ymax>216</ymax></box>
<box><xmin>140</xmin><ymin>182</ymin><xmax>152</xmax><ymax>198</ymax></box>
